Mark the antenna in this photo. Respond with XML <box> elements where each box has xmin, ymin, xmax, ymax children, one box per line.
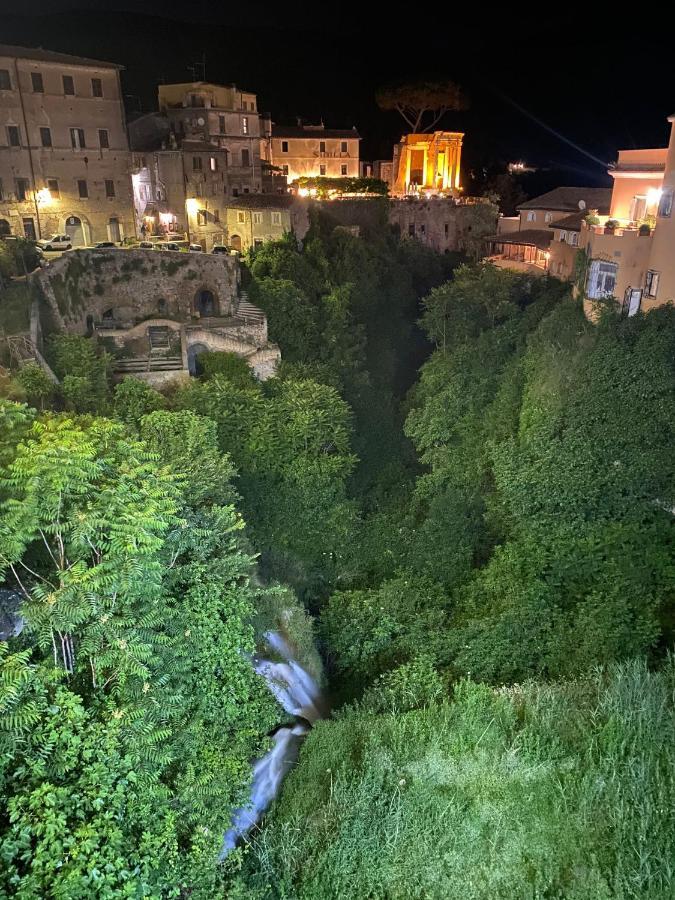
<box><xmin>578</xmin><ymin>200</ymin><xmax>586</xmax><ymax>210</ymax></box>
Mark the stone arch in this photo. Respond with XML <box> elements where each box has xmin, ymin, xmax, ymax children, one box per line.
<box><xmin>187</xmin><ymin>341</ymin><xmax>209</xmax><ymax>376</ymax></box>
<box><xmin>0</xmin><ymin>219</ymin><xmax>11</xmax><ymax>236</ymax></box>
<box><xmin>62</xmin><ymin>214</ymin><xmax>91</xmax><ymax>247</ymax></box>
<box><xmin>193</xmin><ymin>288</ymin><xmax>216</xmax><ymax>317</ymax></box>
<box><xmin>230</xmin><ymin>234</ymin><xmax>242</xmax><ymax>252</ymax></box>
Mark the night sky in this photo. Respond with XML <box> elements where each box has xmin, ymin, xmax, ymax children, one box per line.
<box><xmin>3</xmin><ymin>1</ymin><xmax>674</xmax><ymax>195</ymax></box>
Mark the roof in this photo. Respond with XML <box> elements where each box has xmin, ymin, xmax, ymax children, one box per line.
<box><xmin>227</xmin><ymin>194</ymin><xmax>295</xmax><ymax>210</ymax></box>
<box><xmin>272</xmin><ymin>125</ymin><xmax>360</xmax><ymax>140</ymax></box>
<box><xmin>488</xmin><ymin>229</ymin><xmax>553</xmax><ymax>250</ymax></box>
<box><xmin>0</xmin><ymin>43</ymin><xmax>122</xmax><ymax>70</ymax></box>
<box><xmin>548</xmin><ymin>212</ymin><xmax>585</xmax><ymax>232</ymax></box>
<box><xmin>518</xmin><ymin>187</ymin><xmax>611</xmax><ymax>214</ymax></box>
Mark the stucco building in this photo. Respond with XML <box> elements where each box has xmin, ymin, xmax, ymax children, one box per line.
<box><xmin>580</xmin><ymin>118</ymin><xmax>675</xmax><ymax>314</ymax></box>
<box><xmin>391</xmin><ymin>132</ymin><xmax>463</xmax><ymax>196</ymax></box>
<box><xmin>0</xmin><ymin>44</ymin><xmax>135</xmax><ymax>245</ymax></box>
<box><xmin>223</xmin><ymin>194</ymin><xmax>308</xmax><ymax>252</ymax></box>
<box><xmin>269</xmin><ymin>123</ymin><xmax>360</xmax><ymax>182</ymax></box>
<box><xmin>129</xmin><ymin>81</ymin><xmax>280</xmax><ymax>248</ymax></box>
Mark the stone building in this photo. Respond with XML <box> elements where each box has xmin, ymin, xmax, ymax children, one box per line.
<box><xmin>129</xmin><ymin>81</ymin><xmax>280</xmax><ymax>249</ymax></box>
<box><xmin>391</xmin><ymin>132</ymin><xmax>463</xmax><ymax>196</ymax></box>
<box><xmin>223</xmin><ymin>194</ymin><xmax>308</xmax><ymax>251</ymax></box>
<box><xmin>269</xmin><ymin>123</ymin><xmax>360</xmax><ymax>182</ymax></box>
<box><xmin>0</xmin><ymin>44</ymin><xmax>135</xmax><ymax>245</ymax></box>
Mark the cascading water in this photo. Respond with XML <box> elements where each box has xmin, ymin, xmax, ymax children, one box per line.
<box><xmin>220</xmin><ymin>629</ymin><xmax>323</xmax><ymax>856</ymax></box>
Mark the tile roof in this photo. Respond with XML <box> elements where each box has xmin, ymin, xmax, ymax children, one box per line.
<box><xmin>548</xmin><ymin>212</ymin><xmax>585</xmax><ymax>232</ymax></box>
<box><xmin>488</xmin><ymin>229</ymin><xmax>553</xmax><ymax>249</ymax></box>
<box><xmin>0</xmin><ymin>43</ymin><xmax>122</xmax><ymax>69</ymax></box>
<box><xmin>226</xmin><ymin>194</ymin><xmax>295</xmax><ymax>210</ymax></box>
<box><xmin>518</xmin><ymin>187</ymin><xmax>611</xmax><ymax>214</ymax></box>
<box><xmin>272</xmin><ymin>125</ymin><xmax>360</xmax><ymax>140</ymax></box>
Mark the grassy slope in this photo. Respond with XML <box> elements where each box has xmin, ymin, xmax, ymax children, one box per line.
<box><xmin>237</xmin><ymin>659</ymin><xmax>675</xmax><ymax>899</ymax></box>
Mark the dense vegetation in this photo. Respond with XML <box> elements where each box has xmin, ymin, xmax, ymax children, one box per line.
<box><xmin>1</xmin><ymin>215</ymin><xmax>673</xmax><ymax>898</ymax></box>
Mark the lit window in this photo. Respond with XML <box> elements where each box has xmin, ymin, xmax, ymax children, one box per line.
<box><xmin>40</xmin><ymin>127</ymin><xmax>52</xmax><ymax>148</ymax></box>
<box><xmin>70</xmin><ymin>127</ymin><xmax>86</xmax><ymax>149</ymax></box>
<box><xmin>544</xmin><ymin>212</ymin><xmax>552</xmax><ymax>223</ymax></box>
<box><xmin>569</xmin><ymin>232</ymin><xmax>579</xmax><ymax>246</ymax></box>
<box><xmin>587</xmin><ymin>260</ymin><xmax>617</xmax><ymax>298</ymax></box>
<box><xmin>31</xmin><ymin>72</ymin><xmax>44</xmax><ymax>93</ymax></box>
<box><xmin>210</xmin><ymin>156</ymin><xmax>218</xmax><ymax>171</ymax></box>
<box><xmin>0</xmin><ymin>70</ymin><xmax>11</xmax><ymax>90</ymax></box>
<box><xmin>645</xmin><ymin>270</ymin><xmax>660</xmax><ymax>298</ymax></box>
<box><xmin>559</xmin><ymin>231</ymin><xmax>567</xmax><ymax>242</ymax></box>
<box><xmin>242</xmin><ymin>116</ymin><xmax>249</xmax><ymax>134</ymax></box>
<box><xmin>7</xmin><ymin>125</ymin><xmax>20</xmax><ymax>147</ymax></box>
<box><xmin>47</xmin><ymin>179</ymin><xmax>60</xmax><ymax>199</ymax></box>
<box><xmin>77</xmin><ymin>179</ymin><xmax>88</xmax><ymax>199</ymax></box>
<box><xmin>62</xmin><ymin>75</ymin><xmax>75</xmax><ymax>95</ymax></box>
<box><xmin>105</xmin><ymin>180</ymin><xmax>115</xmax><ymax>198</ymax></box>
<box><xmin>197</xmin><ymin>209</ymin><xmax>207</xmax><ymax>226</ymax></box>
<box><xmin>526</xmin><ymin>211</ymin><xmax>536</xmax><ymax>222</ymax></box>
<box><xmin>91</xmin><ymin>78</ymin><xmax>103</xmax><ymax>98</ymax></box>
<box><xmin>658</xmin><ymin>190</ymin><xmax>673</xmax><ymax>218</ymax></box>
<box><xmin>98</xmin><ymin>129</ymin><xmax>109</xmax><ymax>149</ymax></box>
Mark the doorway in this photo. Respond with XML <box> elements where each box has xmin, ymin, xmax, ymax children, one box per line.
<box><xmin>194</xmin><ymin>289</ymin><xmax>215</xmax><ymax>316</ymax></box>
<box><xmin>22</xmin><ymin>218</ymin><xmax>36</xmax><ymax>240</ymax></box>
<box><xmin>108</xmin><ymin>217</ymin><xmax>122</xmax><ymax>242</ymax></box>
<box><xmin>65</xmin><ymin>215</ymin><xmax>85</xmax><ymax>246</ymax></box>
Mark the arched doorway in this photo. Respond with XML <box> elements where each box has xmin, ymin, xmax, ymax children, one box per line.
<box><xmin>187</xmin><ymin>341</ymin><xmax>209</xmax><ymax>375</ymax></box>
<box><xmin>0</xmin><ymin>220</ymin><xmax>11</xmax><ymax>237</ymax></box>
<box><xmin>107</xmin><ymin>217</ymin><xmax>122</xmax><ymax>242</ymax></box>
<box><xmin>230</xmin><ymin>234</ymin><xmax>242</xmax><ymax>252</ymax></box>
<box><xmin>194</xmin><ymin>289</ymin><xmax>215</xmax><ymax>317</ymax></box>
<box><xmin>64</xmin><ymin>215</ymin><xmax>87</xmax><ymax>246</ymax></box>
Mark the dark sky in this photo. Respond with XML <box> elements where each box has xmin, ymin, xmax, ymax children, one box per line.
<box><xmin>3</xmin><ymin>1</ymin><xmax>674</xmax><ymax>191</ymax></box>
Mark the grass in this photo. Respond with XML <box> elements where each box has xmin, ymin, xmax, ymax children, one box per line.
<box><xmin>233</xmin><ymin>658</ymin><xmax>675</xmax><ymax>899</ymax></box>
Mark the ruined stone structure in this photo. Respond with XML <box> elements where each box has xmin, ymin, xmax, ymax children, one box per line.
<box><xmin>33</xmin><ymin>248</ymin><xmax>279</xmax><ymax>381</ymax></box>
<box><xmin>392</xmin><ymin>132</ymin><xmax>463</xmax><ymax>196</ymax></box>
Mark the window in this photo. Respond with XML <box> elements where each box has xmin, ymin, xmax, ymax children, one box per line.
<box><xmin>444</xmin><ymin>223</ymin><xmax>449</xmax><ymax>237</ymax></box>
<box><xmin>219</xmin><ymin>115</ymin><xmax>226</xmax><ymax>134</ymax></box>
<box><xmin>213</xmin><ymin>208</ymin><xmax>220</xmax><ymax>222</ymax></box>
<box><xmin>193</xmin><ymin>156</ymin><xmax>202</xmax><ymax>171</ymax></box>
<box><xmin>237</xmin><ymin>211</ymin><xmax>245</xmax><ymax>223</ymax></box>
<box><xmin>242</xmin><ymin>148</ymin><xmax>250</xmax><ymax>167</ymax></box>
<box><xmin>569</xmin><ymin>232</ymin><xmax>579</xmax><ymax>246</ymax></box>
<box><xmin>31</xmin><ymin>72</ymin><xmax>44</xmax><ymax>93</ymax></box>
<box><xmin>559</xmin><ymin>230</ymin><xmax>567</xmax><ymax>243</ymax></box>
<box><xmin>319</xmin><ymin>164</ymin><xmax>326</xmax><ymax>175</ymax></box>
<box><xmin>7</xmin><ymin>125</ymin><xmax>20</xmax><ymax>147</ymax></box>
<box><xmin>243</xmin><ymin>187</ymin><xmax>249</xmax><ymax>193</ymax></box>
<box><xmin>91</xmin><ymin>77</ymin><xmax>103</xmax><ymax>97</ymax></box>
<box><xmin>341</xmin><ymin>141</ymin><xmax>348</xmax><ymax>153</ymax></box>
<box><xmin>197</xmin><ymin>209</ymin><xmax>207</xmax><ymax>226</ymax></box>
<box><xmin>77</xmin><ymin>179</ymin><xmax>88</xmax><ymax>199</ymax></box>
<box><xmin>254</xmin><ymin>238</ymin><xmax>264</xmax><ymax>249</ymax></box>
<box><xmin>526</xmin><ymin>211</ymin><xmax>536</xmax><ymax>222</ymax></box>
<box><xmin>70</xmin><ymin>127</ymin><xmax>86</xmax><ymax>149</ymax></box>
<box><xmin>408</xmin><ymin>223</ymin><xmax>416</xmax><ymax>237</ymax></box>
<box><xmin>40</xmin><ymin>127</ymin><xmax>52</xmax><ymax>147</ymax></box>
<box><xmin>105</xmin><ymin>179</ymin><xmax>115</xmax><ymax>198</ymax></box>
<box><xmin>281</xmin><ymin>141</ymin><xmax>288</xmax><ymax>153</ymax></box>
<box><xmin>658</xmin><ymin>189</ymin><xmax>673</xmax><ymax>218</ymax></box>
<box><xmin>586</xmin><ymin>260</ymin><xmax>617</xmax><ymax>299</ymax></box>
<box><xmin>16</xmin><ymin>178</ymin><xmax>29</xmax><ymax>201</ymax></box>
<box><xmin>210</xmin><ymin>156</ymin><xmax>218</xmax><ymax>171</ymax></box>
<box><xmin>544</xmin><ymin>212</ymin><xmax>552</xmax><ymax>223</ymax></box>
<box><xmin>0</xmin><ymin>70</ymin><xmax>10</xmax><ymax>90</ymax></box>
<box><xmin>253</xmin><ymin>212</ymin><xmax>262</xmax><ymax>224</ymax></box>
<box><xmin>272</xmin><ymin>212</ymin><xmax>281</xmax><ymax>225</ymax></box>
<box><xmin>232</xmin><ymin>187</ymin><xmax>239</xmax><ymax>196</ymax></box>
<box><xmin>47</xmin><ymin>179</ymin><xmax>60</xmax><ymax>199</ymax></box>
<box><xmin>242</xmin><ymin>116</ymin><xmax>249</xmax><ymax>134</ymax></box>
<box><xmin>645</xmin><ymin>270</ymin><xmax>660</xmax><ymax>298</ymax></box>
<box><xmin>63</xmin><ymin>74</ymin><xmax>75</xmax><ymax>95</ymax></box>
<box><xmin>341</xmin><ymin>164</ymin><xmax>348</xmax><ymax>175</ymax></box>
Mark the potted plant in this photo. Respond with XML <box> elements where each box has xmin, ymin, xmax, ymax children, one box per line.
<box><xmin>638</xmin><ymin>222</ymin><xmax>651</xmax><ymax>236</ymax></box>
<box><xmin>604</xmin><ymin>219</ymin><xmax>619</xmax><ymax>234</ymax></box>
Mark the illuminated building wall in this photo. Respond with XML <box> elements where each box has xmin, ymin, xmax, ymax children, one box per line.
<box><xmin>269</xmin><ymin>124</ymin><xmax>360</xmax><ymax>182</ymax></box>
<box><xmin>391</xmin><ymin>131</ymin><xmax>463</xmax><ymax>195</ymax></box>
<box><xmin>0</xmin><ymin>44</ymin><xmax>135</xmax><ymax>245</ymax></box>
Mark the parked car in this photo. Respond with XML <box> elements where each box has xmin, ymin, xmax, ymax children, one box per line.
<box><xmin>93</xmin><ymin>241</ymin><xmax>117</xmax><ymax>249</ymax></box>
<box><xmin>211</xmin><ymin>244</ymin><xmax>230</xmax><ymax>255</ymax></box>
<box><xmin>138</xmin><ymin>241</ymin><xmax>154</xmax><ymax>249</ymax></box>
<box><xmin>37</xmin><ymin>234</ymin><xmax>72</xmax><ymax>251</ymax></box>
<box><xmin>153</xmin><ymin>242</ymin><xmax>170</xmax><ymax>250</ymax></box>
<box><xmin>189</xmin><ymin>243</ymin><xmax>204</xmax><ymax>252</ymax></box>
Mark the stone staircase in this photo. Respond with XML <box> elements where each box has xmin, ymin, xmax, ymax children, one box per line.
<box><xmin>237</xmin><ymin>292</ymin><xmax>267</xmax><ymax>325</ymax></box>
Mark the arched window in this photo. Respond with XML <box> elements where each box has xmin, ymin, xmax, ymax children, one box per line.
<box><xmin>0</xmin><ymin>220</ymin><xmax>11</xmax><ymax>237</ymax></box>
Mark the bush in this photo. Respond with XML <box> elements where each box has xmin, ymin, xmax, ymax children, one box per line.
<box><xmin>14</xmin><ymin>363</ymin><xmax>55</xmax><ymax>410</ymax></box>
<box><xmin>113</xmin><ymin>376</ymin><xmax>165</xmax><ymax>426</ymax></box>
<box><xmin>197</xmin><ymin>351</ymin><xmax>256</xmax><ymax>386</ymax></box>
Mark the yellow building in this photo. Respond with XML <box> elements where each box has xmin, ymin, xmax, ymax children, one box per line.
<box><xmin>0</xmin><ymin>44</ymin><xmax>135</xmax><ymax>244</ymax></box>
<box><xmin>391</xmin><ymin>131</ymin><xmax>463</xmax><ymax>196</ymax></box>
<box><xmin>581</xmin><ymin>121</ymin><xmax>675</xmax><ymax>314</ymax></box>
<box><xmin>270</xmin><ymin>123</ymin><xmax>360</xmax><ymax>182</ymax></box>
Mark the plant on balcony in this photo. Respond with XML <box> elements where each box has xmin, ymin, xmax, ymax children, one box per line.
<box><xmin>639</xmin><ymin>223</ymin><xmax>652</xmax><ymax>236</ymax></box>
<box><xmin>585</xmin><ymin>214</ymin><xmax>600</xmax><ymax>226</ymax></box>
<box><xmin>604</xmin><ymin>219</ymin><xmax>619</xmax><ymax>234</ymax></box>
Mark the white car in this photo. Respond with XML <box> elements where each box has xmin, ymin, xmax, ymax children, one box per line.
<box><xmin>37</xmin><ymin>234</ymin><xmax>72</xmax><ymax>251</ymax></box>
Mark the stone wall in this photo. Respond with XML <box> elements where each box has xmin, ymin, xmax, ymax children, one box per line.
<box><xmin>33</xmin><ymin>248</ymin><xmax>240</xmax><ymax>334</ymax></box>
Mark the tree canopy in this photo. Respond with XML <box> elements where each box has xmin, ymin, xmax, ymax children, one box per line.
<box><xmin>376</xmin><ymin>80</ymin><xmax>468</xmax><ymax>133</ymax></box>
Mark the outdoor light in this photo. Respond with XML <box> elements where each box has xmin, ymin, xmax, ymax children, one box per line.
<box><xmin>185</xmin><ymin>198</ymin><xmax>200</xmax><ymax>215</ymax></box>
<box><xmin>159</xmin><ymin>212</ymin><xmax>173</xmax><ymax>225</ymax></box>
<box><xmin>646</xmin><ymin>187</ymin><xmax>662</xmax><ymax>207</ymax></box>
<box><xmin>36</xmin><ymin>187</ymin><xmax>52</xmax><ymax>205</ymax></box>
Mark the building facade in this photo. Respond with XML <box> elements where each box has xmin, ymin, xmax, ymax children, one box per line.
<box><xmin>129</xmin><ymin>81</ymin><xmax>278</xmax><ymax>248</ymax></box>
<box><xmin>270</xmin><ymin>123</ymin><xmax>360</xmax><ymax>182</ymax></box>
<box><xmin>0</xmin><ymin>44</ymin><xmax>135</xmax><ymax>245</ymax></box>
<box><xmin>391</xmin><ymin>132</ymin><xmax>463</xmax><ymax>196</ymax></box>
<box><xmin>581</xmin><ymin>122</ymin><xmax>675</xmax><ymax>314</ymax></box>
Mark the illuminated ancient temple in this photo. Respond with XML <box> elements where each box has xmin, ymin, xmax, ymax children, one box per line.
<box><xmin>392</xmin><ymin>131</ymin><xmax>463</xmax><ymax>196</ymax></box>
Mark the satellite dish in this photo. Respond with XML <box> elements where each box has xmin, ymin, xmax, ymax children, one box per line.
<box><xmin>578</xmin><ymin>200</ymin><xmax>586</xmax><ymax>210</ymax></box>
<box><xmin>197</xmin><ymin>117</ymin><xmax>205</xmax><ymax>126</ymax></box>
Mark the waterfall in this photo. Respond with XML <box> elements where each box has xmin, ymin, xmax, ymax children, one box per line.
<box><xmin>220</xmin><ymin>628</ymin><xmax>323</xmax><ymax>856</ymax></box>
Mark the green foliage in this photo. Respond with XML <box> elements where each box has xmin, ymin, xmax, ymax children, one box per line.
<box><xmin>13</xmin><ymin>363</ymin><xmax>55</xmax><ymax>410</ymax></box>
<box><xmin>48</xmin><ymin>333</ymin><xmax>111</xmax><ymax>413</ymax></box>
<box><xmin>197</xmin><ymin>350</ymin><xmax>257</xmax><ymax>386</ymax></box>
<box><xmin>294</xmin><ymin>176</ymin><xmax>388</xmax><ymax>196</ymax></box>
<box><xmin>237</xmin><ymin>659</ymin><xmax>675</xmax><ymax>899</ymax></box>
<box><xmin>113</xmin><ymin>375</ymin><xmax>166</xmax><ymax>426</ymax></box>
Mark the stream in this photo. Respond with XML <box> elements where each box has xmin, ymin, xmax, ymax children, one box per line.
<box><xmin>220</xmin><ymin>629</ymin><xmax>323</xmax><ymax>856</ymax></box>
